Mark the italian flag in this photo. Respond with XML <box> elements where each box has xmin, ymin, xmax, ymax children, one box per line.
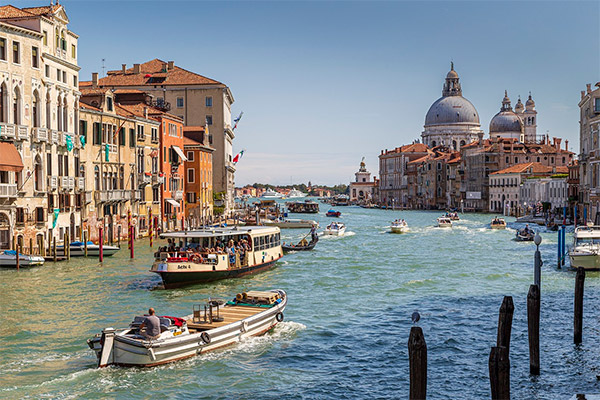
<box><xmin>233</xmin><ymin>150</ymin><xmax>245</xmax><ymax>164</ymax></box>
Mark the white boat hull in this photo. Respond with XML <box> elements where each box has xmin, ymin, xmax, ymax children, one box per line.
<box><xmin>0</xmin><ymin>253</ymin><xmax>45</xmax><ymax>268</ymax></box>
<box><xmin>58</xmin><ymin>244</ymin><xmax>120</xmax><ymax>257</ymax></box>
<box><xmin>264</xmin><ymin>220</ymin><xmax>317</xmax><ymax>229</ymax></box>
<box><xmin>391</xmin><ymin>225</ymin><xmax>409</xmax><ymax>233</ymax></box>
<box><xmin>324</xmin><ymin>227</ymin><xmax>346</xmax><ymax>236</ymax></box>
<box><xmin>569</xmin><ymin>251</ymin><xmax>600</xmax><ymax>270</ymax></box>
<box><xmin>437</xmin><ymin>223</ymin><xmax>452</xmax><ymax>228</ymax></box>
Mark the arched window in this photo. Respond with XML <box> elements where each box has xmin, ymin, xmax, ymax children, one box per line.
<box><xmin>34</xmin><ymin>155</ymin><xmax>43</xmax><ymax>191</ymax></box>
<box><xmin>32</xmin><ymin>90</ymin><xmax>40</xmax><ymax>128</ymax></box>
<box><xmin>12</xmin><ymin>86</ymin><xmax>21</xmax><ymax>124</ymax></box>
<box><xmin>112</xmin><ymin>171</ymin><xmax>117</xmax><ymax>190</ymax></box>
<box><xmin>119</xmin><ymin>166</ymin><xmax>124</xmax><ymax>189</ymax></box>
<box><xmin>55</xmin><ymin>28</ymin><xmax>59</xmax><ymax>48</ymax></box>
<box><xmin>57</xmin><ymin>95</ymin><xmax>63</xmax><ymax>131</ymax></box>
<box><xmin>94</xmin><ymin>166</ymin><xmax>100</xmax><ymax>190</ymax></box>
<box><xmin>60</xmin><ymin>31</ymin><xmax>66</xmax><ymax>51</ymax></box>
<box><xmin>46</xmin><ymin>92</ymin><xmax>51</xmax><ymax>128</ymax></box>
<box><xmin>62</xmin><ymin>97</ymin><xmax>68</xmax><ymax>132</ymax></box>
<box><xmin>453</xmin><ymin>140</ymin><xmax>457</xmax><ymax>150</ymax></box>
<box><xmin>102</xmin><ymin>171</ymin><xmax>107</xmax><ymax>191</ymax></box>
<box><xmin>431</xmin><ymin>140</ymin><xmax>437</xmax><ymax>147</ymax></box>
<box><xmin>0</xmin><ymin>83</ymin><xmax>5</xmax><ymax>123</ymax></box>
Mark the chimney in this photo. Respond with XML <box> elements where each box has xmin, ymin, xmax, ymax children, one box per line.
<box><xmin>133</xmin><ymin>63</ymin><xmax>141</xmax><ymax>74</ymax></box>
<box><xmin>581</xmin><ymin>90</ymin><xmax>586</xmax><ymax>99</ymax></box>
<box><xmin>565</xmin><ymin>140</ymin><xmax>569</xmax><ymax>151</ymax></box>
<box><xmin>587</xmin><ymin>83</ymin><xmax>592</xmax><ymax>94</ymax></box>
<box><xmin>143</xmin><ymin>107</ymin><xmax>148</xmax><ymax>119</ymax></box>
<box><xmin>122</xmin><ymin>64</ymin><xmax>127</xmax><ymax>74</ymax></box>
<box><xmin>91</xmin><ymin>72</ymin><xmax>98</xmax><ymax>88</ymax></box>
<box><xmin>168</xmin><ymin>61</ymin><xmax>174</xmax><ymax>70</ymax></box>
<box><xmin>555</xmin><ymin>138</ymin><xmax>562</xmax><ymax>151</ymax></box>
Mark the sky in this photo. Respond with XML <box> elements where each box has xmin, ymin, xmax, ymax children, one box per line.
<box><xmin>21</xmin><ymin>0</ymin><xmax>600</xmax><ymax>186</ymax></box>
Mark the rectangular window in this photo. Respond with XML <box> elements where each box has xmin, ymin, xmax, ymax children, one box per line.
<box><xmin>32</xmin><ymin>46</ymin><xmax>39</xmax><ymax>68</ymax></box>
<box><xmin>187</xmin><ymin>151</ymin><xmax>194</xmax><ymax>161</ymax></box>
<box><xmin>129</xmin><ymin>128</ymin><xmax>135</xmax><ymax>148</ymax></box>
<box><xmin>119</xmin><ymin>127</ymin><xmax>125</xmax><ymax>146</ymax></box>
<box><xmin>71</xmin><ymin>44</ymin><xmax>76</xmax><ymax>58</ymax></box>
<box><xmin>187</xmin><ymin>168</ymin><xmax>195</xmax><ymax>183</ymax></box>
<box><xmin>79</xmin><ymin>120</ymin><xmax>87</xmax><ymax>145</ymax></box>
<box><xmin>93</xmin><ymin>122</ymin><xmax>101</xmax><ymax>145</ymax></box>
<box><xmin>57</xmin><ymin>68</ymin><xmax>61</xmax><ymax>80</ymax></box>
<box><xmin>47</xmin><ymin>153</ymin><xmax>52</xmax><ymax>176</ymax></box>
<box><xmin>137</xmin><ymin>125</ymin><xmax>144</xmax><ymax>140</ymax></box>
<box><xmin>176</xmin><ymin>97</ymin><xmax>184</xmax><ymax>108</ymax></box>
<box><xmin>206</xmin><ymin>115</ymin><xmax>213</xmax><ymax>125</ymax></box>
<box><xmin>45</xmin><ymin>65</ymin><xmax>50</xmax><ymax>77</ymax></box>
<box><xmin>595</xmin><ymin>98</ymin><xmax>600</xmax><ymax>112</ymax></box>
<box><xmin>62</xmin><ymin>71</ymin><xmax>66</xmax><ymax>83</ymax></box>
<box><xmin>43</xmin><ymin>30</ymin><xmax>48</xmax><ymax>46</ymax></box>
<box><xmin>12</xmin><ymin>41</ymin><xmax>19</xmax><ymax>64</ymax></box>
<box><xmin>0</xmin><ymin>38</ymin><xmax>6</xmax><ymax>60</ymax></box>
<box><xmin>73</xmin><ymin>75</ymin><xmax>77</xmax><ymax>87</ymax></box>
<box><xmin>205</xmin><ymin>96</ymin><xmax>212</xmax><ymax>107</ymax></box>
<box><xmin>107</xmin><ymin>97</ymin><xmax>113</xmax><ymax>111</ymax></box>
<box><xmin>57</xmin><ymin>154</ymin><xmax>64</xmax><ymax>176</ymax></box>
<box><xmin>153</xmin><ymin>187</ymin><xmax>159</xmax><ymax>202</ymax></box>
<box><xmin>151</xmin><ymin>127</ymin><xmax>158</xmax><ymax>142</ymax></box>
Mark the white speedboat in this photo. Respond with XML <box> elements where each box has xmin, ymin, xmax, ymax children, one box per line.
<box><xmin>569</xmin><ymin>226</ymin><xmax>600</xmax><ymax>270</ymax></box>
<box><xmin>260</xmin><ymin>189</ymin><xmax>283</xmax><ymax>199</ymax></box>
<box><xmin>324</xmin><ymin>222</ymin><xmax>346</xmax><ymax>236</ymax></box>
<box><xmin>263</xmin><ymin>218</ymin><xmax>318</xmax><ymax>229</ymax></box>
<box><xmin>491</xmin><ymin>218</ymin><xmax>507</xmax><ymax>229</ymax></box>
<box><xmin>0</xmin><ymin>250</ymin><xmax>44</xmax><ymax>268</ymax></box>
<box><xmin>87</xmin><ymin>289</ymin><xmax>287</xmax><ymax>367</ymax></box>
<box><xmin>390</xmin><ymin>220</ymin><xmax>409</xmax><ymax>233</ymax></box>
<box><xmin>288</xmin><ymin>188</ymin><xmax>307</xmax><ymax>198</ymax></box>
<box><xmin>436</xmin><ymin>217</ymin><xmax>452</xmax><ymax>228</ymax></box>
<box><xmin>57</xmin><ymin>241</ymin><xmax>120</xmax><ymax>257</ymax></box>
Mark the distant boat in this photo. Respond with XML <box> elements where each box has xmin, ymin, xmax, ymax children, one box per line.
<box><xmin>263</xmin><ymin>218</ymin><xmax>318</xmax><ymax>229</ymax></box>
<box><xmin>288</xmin><ymin>188</ymin><xmax>307</xmax><ymax>198</ymax></box>
<box><xmin>326</xmin><ymin>210</ymin><xmax>341</xmax><ymax>217</ymax></box>
<box><xmin>324</xmin><ymin>222</ymin><xmax>346</xmax><ymax>236</ymax></box>
<box><xmin>436</xmin><ymin>217</ymin><xmax>452</xmax><ymax>228</ymax></box>
<box><xmin>261</xmin><ymin>189</ymin><xmax>283</xmax><ymax>199</ymax></box>
<box><xmin>490</xmin><ymin>218</ymin><xmax>507</xmax><ymax>229</ymax></box>
<box><xmin>57</xmin><ymin>241</ymin><xmax>120</xmax><ymax>257</ymax></box>
<box><xmin>515</xmin><ymin>228</ymin><xmax>535</xmax><ymax>241</ymax></box>
<box><xmin>0</xmin><ymin>250</ymin><xmax>45</xmax><ymax>268</ymax></box>
<box><xmin>390</xmin><ymin>220</ymin><xmax>409</xmax><ymax>233</ymax></box>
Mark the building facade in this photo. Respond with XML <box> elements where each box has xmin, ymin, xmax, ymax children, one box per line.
<box><xmin>349</xmin><ymin>159</ymin><xmax>377</xmax><ymax>203</ymax></box>
<box><xmin>578</xmin><ymin>82</ymin><xmax>600</xmax><ymax>223</ymax></box>
<box><xmin>183</xmin><ymin>127</ymin><xmax>214</xmax><ymax>228</ymax></box>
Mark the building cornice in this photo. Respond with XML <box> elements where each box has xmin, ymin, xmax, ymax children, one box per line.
<box><xmin>42</xmin><ymin>52</ymin><xmax>81</xmax><ymax>71</ymax></box>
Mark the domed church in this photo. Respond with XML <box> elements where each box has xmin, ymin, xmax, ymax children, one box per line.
<box><xmin>489</xmin><ymin>91</ymin><xmax>537</xmax><ymax>142</ymax></box>
<box><xmin>422</xmin><ymin>63</ymin><xmax>484</xmax><ymax>150</ymax></box>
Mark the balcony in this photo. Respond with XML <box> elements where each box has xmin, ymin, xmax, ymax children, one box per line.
<box><xmin>172</xmin><ymin>190</ymin><xmax>183</xmax><ymax>200</ymax></box>
<box><xmin>32</xmin><ymin>127</ymin><xmax>48</xmax><ymax>142</ymax></box>
<box><xmin>139</xmin><ymin>173</ymin><xmax>151</xmax><ymax>186</ymax></box>
<box><xmin>137</xmin><ymin>133</ymin><xmax>146</xmax><ymax>142</ymax></box>
<box><xmin>133</xmin><ymin>189</ymin><xmax>142</xmax><ymax>200</ymax></box>
<box><xmin>95</xmin><ymin>189</ymin><xmax>131</xmax><ymax>203</ymax></box>
<box><xmin>152</xmin><ymin>174</ymin><xmax>165</xmax><ymax>185</ymax></box>
<box><xmin>57</xmin><ymin>132</ymin><xmax>66</xmax><ymax>146</ymax></box>
<box><xmin>16</xmin><ymin>125</ymin><xmax>28</xmax><ymax>140</ymax></box>
<box><xmin>60</xmin><ymin>176</ymin><xmax>74</xmax><ymax>191</ymax></box>
<box><xmin>76</xmin><ymin>177</ymin><xmax>85</xmax><ymax>191</ymax></box>
<box><xmin>50</xmin><ymin>130</ymin><xmax>59</xmax><ymax>145</ymax></box>
<box><xmin>0</xmin><ymin>183</ymin><xmax>17</xmax><ymax>198</ymax></box>
<box><xmin>151</xmin><ymin>135</ymin><xmax>159</xmax><ymax>144</ymax></box>
<box><xmin>0</xmin><ymin>123</ymin><xmax>16</xmax><ymax>139</ymax></box>
<box><xmin>48</xmin><ymin>176</ymin><xmax>58</xmax><ymax>190</ymax></box>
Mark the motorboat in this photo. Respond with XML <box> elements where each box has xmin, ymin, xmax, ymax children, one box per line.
<box><xmin>390</xmin><ymin>220</ymin><xmax>409</xmax><ymax>233</ymax></box>
<box><xmin>490</xmin><ymin>218</ymin><xmax>507</xmax><ymax>229</ymax></box>
<box><xmin>569</xmin><ymin>226</ymin><xmax>600</xmax><ymax>270</ymax></box>
<box><xmin>263</xmin><ymin>218</ymin><xmax>318</xmax><ymax>229</ymax></box>
<box><xmin>323</xmin><ymin>222</ymin><xmax>346</xmax><ymax>236</ymax></box>
<box><xmin>287</xmin><ymin>201</ymin><xmax>319</xmax><ymax>213</ymax></box>
<box><xmin>0</xmin><ymin>250</ymin><xmax>45</xmax><ymax>268</ymax></box>
<box><xmin>326</xmin><ymin>210</ymin><xmax>341</xmax><ymax>217</ymax></box>
<box><xmin>260</xmin><ymin>189</ymin><xmax>283</xmax><ymax>199</ymax></box>
<box><xmin>436</xmin><ymin>217</ymin><xmax>452</xmax><ymax>228</ymax></box>
<box><xmin>151</xmin><ymin>226</ymin><xmax>282</xmax><ymax>288</ymax></box>
<box><xmin>282</xmin><ymin>233</ymin><xmax>318</xmax><ymax>252</ymax></box>
<box><xmin>515</xmin><ymin>227</ymin><xmax>535</xmax><ymax>241</ymax></box>
<box><xmin>87</xmin><ymin>289</ymin><xmax>287</xmax><ymax>367</ymax></box>
<box><xmin>445</xmin><ymin>212</ymin><xmax>460</xmax><ymax>221</ymax></box>
<box><xmin>56</xmin><ymin>241</ymin><xmax>120</xmax><ymax>257</ymax></box>
<box><xmin>288</xmin><ymin>188</ymin><xmax>307</xmax><ymax>198</ymax></box>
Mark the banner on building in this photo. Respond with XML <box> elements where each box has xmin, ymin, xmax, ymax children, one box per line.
<box><xmin>466</xmin><ymin>191</ymin><xmax>482</xmax><ymax>200</ymax></box>
<box><xmin>52</xmin><ymin>208</ymin><xmax>59</xmax><ymax>229</ymax></box>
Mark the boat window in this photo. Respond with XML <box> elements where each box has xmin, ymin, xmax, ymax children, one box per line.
<box><xmin>259</xmin><ymin>236</ymin><xmax>265</xmax><ymax>249</ymax></box>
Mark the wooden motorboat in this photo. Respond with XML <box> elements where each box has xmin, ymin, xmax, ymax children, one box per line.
<box><xmin>569</xmin><ymin>226</ymin><xmax>600</xmax><ymax>270</ymax></box>
<box><xmin>490</xmin><ymin>218</ymin><xmax>507</xmax><ymax>229</ymax></box>
<box><xmin>282</xmin><ymin>235</ymin><xmax>318</xmax><ymax>252</ymax></box>
<box><xmin>287</xmin><ymin>201</ymin><xmax>319</xmax><ymax>213</ymax></box>
<box><xmin>445</xmin><ymin>212</ymin><xmax>460</xmax><ymax>221</ymax></box>
<box><xmin>390</xmin><ymin>220</ymin><xmax>409</xmax><ymax>233</ymax></box>
<box><xmin>88</xmin><ymin>289</ymin><xmax>287</xmax><ymax>367</ymax></box>
<box><xmin>151</xmin><ymin>226</ymin><xmax>283</xmax><ymax>288</ymax></box>
<box><xmin>263</xmin><ymin>218</ymin><xmax>318</xmax><ymax>229</ymax></box>
<box><xmin>56</xmin><ymin>241</ymin><xmax>120</xmax><ymax>257</ymax></box>
<box><xmin>0</xmin><ymin>250</ymin><xmax>44</xmax><ymax>268</ymax></box>
<box><xmin>436</xmin><ymin>217</ymin><xmax>452</xmax><ymax>228</ymax></box>
<box><xmin>326</xmin><ymin>210</ymin><xmax>341</xmax><ymax>217</ymax></box>
<box><xmin>323</xmin><ymin>222</ymin><xmax>346</xmax><ymax>236</ymax></box>
<box><xmin>515</xmin><ymin>227</ymin><xmax>535</xmax><ymax>241</ymax></box>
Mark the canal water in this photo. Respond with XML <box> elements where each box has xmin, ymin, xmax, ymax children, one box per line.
<box><xmin>1</xmin><ymin>203</ymin><xmax>599</xmax><ymax>399</ymax></box>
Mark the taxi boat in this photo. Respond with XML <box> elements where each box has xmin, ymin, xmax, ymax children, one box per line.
<box><xmin>569</xmin><ymin>225</ymin><xmax>600</xmax><ymax>270</ymax></box>
<box><xmin>390</xmin><ymin>220</ymin><xmax>409</xmax><ymax>233</ymax></box>
<box><xmin>150</xmin><ymin>226</ymin><xmax>283</xmax><ymax>288</ymax></box>
<box><xmin>490</xmin><ymin>218</ymin><xmax>507</xmax><ymax>229</ymax></box>
<box><xmin>87</xmin><ymin>289</ymin><xmax>287</xmax><ymax>367</ymax></box>
<box><xmin>0</xmin><ymin>250</ymin><xmax>44</xmax><ymax>268</ymax></box>
<box><xmin>323</xmin><ymin>222</ymin><xmax>346</xmax><ymax>236</ymax></box>
<box><xmin>436</xmin><ymin>217</ymin><xmax>452</xmax><ymax>228</ymax></box>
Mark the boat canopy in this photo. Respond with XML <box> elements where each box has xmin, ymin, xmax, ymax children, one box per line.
<box><xmin>160</xmin><ymin>226</ymin><xmax>280</xmax><ymax>239</ymax></box>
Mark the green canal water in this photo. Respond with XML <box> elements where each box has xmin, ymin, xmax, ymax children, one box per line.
<box><xmin>1</xmin><ymin>203</ymin><xmax>600</xmax><ymax>399</ymax></box>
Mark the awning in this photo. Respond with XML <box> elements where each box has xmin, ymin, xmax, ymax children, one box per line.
<box><xmin>166</xmin><ymin>199</ymin><xmax>180</xmax><ymax>208</ymax></box>
<box><xmin>172</xmin><ymin>145</ymin><xmax>188</xmax><ymax>161</ymax></box>
<box><xmin>0</xmin><ymin>142</ymin><xmax>24</xmax><ymax>172</ymax></box>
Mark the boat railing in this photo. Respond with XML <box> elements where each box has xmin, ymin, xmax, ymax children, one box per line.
<box><xmin>157</xmin><ymin>251</ymin><xmax>219</xmax><ymax>265</ymax></box>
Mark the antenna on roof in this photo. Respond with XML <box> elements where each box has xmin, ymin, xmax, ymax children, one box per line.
<box><xmin>101</xmin><ymin>58</ymin><xmax>106</xmax><ymax>77</ymax></box>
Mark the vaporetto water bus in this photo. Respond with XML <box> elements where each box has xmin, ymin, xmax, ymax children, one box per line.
<box><xmin>151</xmin><ymin>226</ymin><xmax>283</xmax><ymax>288</ymax></box>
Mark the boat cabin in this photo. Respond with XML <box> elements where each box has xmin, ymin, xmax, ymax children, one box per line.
<box><xmin>287</xmin><ymin>201</ymin><xmax>319</xmax><ymax>213</ymax></box>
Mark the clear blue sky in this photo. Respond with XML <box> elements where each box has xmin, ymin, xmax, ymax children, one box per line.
<box><xmin>26</xmin><ymin>0</ymin><xmax>600</xmax><ymax>185</ymax></box>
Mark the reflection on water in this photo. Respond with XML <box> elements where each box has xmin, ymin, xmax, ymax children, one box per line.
<box><xmin>1</xmin><ymin>205</ymin><xmax>598</xmax><ymax>398</ymax></box>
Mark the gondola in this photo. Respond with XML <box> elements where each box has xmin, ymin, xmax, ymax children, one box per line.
<box><xmin>282</xmin><ymin>235</ymin><xmax>318</xmax><ymax>252</ymax></box>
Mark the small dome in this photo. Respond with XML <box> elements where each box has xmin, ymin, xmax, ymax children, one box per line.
<box><xmin>515</xmin><ymin>97</ymin><xmax>524</xmax><ymax>112</ymax></box>
<box><xmin>489</xmin><ymin>111</ymin><xmax>523</xmax><ymax>134</ymax></box>
<box><xmin>446</xmin><ymin>69</ymin><xmax>459</xmax><ymax>79</ymax></box>
<box><xmin>425</xmin><ymin>96</ymin><xmax>480</xmax><ymax>126</ymax></box>
<box><xmin>526</xmin><ymin>94</ymin><xmax>535</xmax><ymax>107</ymax></box>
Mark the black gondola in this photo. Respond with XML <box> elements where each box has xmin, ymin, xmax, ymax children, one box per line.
<box><xmin>282</xmin><ymin>235</ymin><xmax>318</xmax><ymax>252</ymax></box>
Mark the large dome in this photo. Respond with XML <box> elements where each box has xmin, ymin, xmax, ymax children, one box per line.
<box><xmin>424</xmin><ymin>96</ymin><xmax>480</xmax><ymax>126</ymax></box>
<box><xmin>489</xmin><ymin>111</ymin><xmax>523</xmax><ymax>134</ymax></box>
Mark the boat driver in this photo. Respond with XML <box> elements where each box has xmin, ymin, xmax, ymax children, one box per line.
<box><xmin>139</xmin><ymin>308</ymin><xmax>161</xmax><ymax>340</ymax></box>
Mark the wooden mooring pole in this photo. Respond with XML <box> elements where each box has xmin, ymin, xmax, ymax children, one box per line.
<box><xmin>408</xmin><ymin>326</ymin><xmax>427</xmax><ymax>400</ymax></box>
<box><xmin>527</xmin><ymin>284</ymin><xmax>540</xmax><ymax>375</ymax></box>
<box><xmin>29</xmin><ymin>237</ymin><xmax>33</xmax><ymax>256</ymax></box>
<box><xmin>130</xmin><ymin>225</ymin><xmax>134</xmax><ymax>259</ymax></box>
<box><xmin>99</xmin><ymin>227</ymin><xmax>104</xmax><ymax>263</ymax></box>
<box><xmin>83</xmin><ymin>230</ymin><xmax>88</xmax><ymax>257</ymax></box>
<box><xmin>16</xmin><ymin>243</ymin><xmax>20</xmax><ymax>270</ymax></box>
<box><xmin>574</xmin><ymin>267</ymin><xmax>585</xmax><ymax>344</ymax></box>
<box><xmin>52</xmin><ymin>236</ymin><xmax>57</xmax><ymax>262</ymax></box>
<box><xmin>496</xmin><ymin>296</ymin><xmax>514</xmax><ymax>352</ymax></box>
<box><xmin>489</xmin><ymin>346</ymin><xmax>510</xmax><ymax>400</ymax></box>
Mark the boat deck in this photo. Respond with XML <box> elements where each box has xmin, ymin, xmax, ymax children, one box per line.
<box><xmin>186</xmin><ymin>305</ymin><xmax>267</xmax><ymax>330</ymax></box>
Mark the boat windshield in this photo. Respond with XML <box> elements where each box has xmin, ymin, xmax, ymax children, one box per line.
<box><xmin>575</xmin><ymin>238</ymin><xmax>600</xmax><ymax>246</ymax></box>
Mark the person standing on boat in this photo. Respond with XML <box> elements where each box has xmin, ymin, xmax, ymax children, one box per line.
<box><xmin>140</xmin><ymin>308</ymin><xmax>161</xmax><ymax>340</ymax></box>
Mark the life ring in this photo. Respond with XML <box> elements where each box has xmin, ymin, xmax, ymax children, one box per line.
<box><xmin>240</xmin><ymin>320</ymin><xmax>248</xmax><ymax>333</ymax></box>
<box><xmin>200</xmin><ymin>332</ymin><xmax>211</xmax><ymax>344</ymax></box>
<box><xmin>275</xmin><ymin>312</ymin><xmax>284</xmax><ymax>322</ymax></box>
<box><xmin>236</xmin><ymin>293</ymin><xmax>243</xmax><ymax>301</ymax></box>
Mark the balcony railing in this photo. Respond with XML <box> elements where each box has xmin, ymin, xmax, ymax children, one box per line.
<box><xmin>0</xmin><ymin>183</ymin><xmax>17</xmax><ymax>198</ymax></box>
<box><xmin>60</xmin><ymin>176</ymin><xmax>74</xmax><ymax>191</ymax></box>
<box><xmin>76</xmin><ymin>177</ymin><xmax>85</xmax><ymax>191</ymax></box>
<box><xmin>133</xmin><ymin>189</ymin><xmax>142</xmax><ymax>200</ymax></box>
<box><xmin>172</xmin><ymin>190</ymin><xmax>183</xmax><ymax>200</ymax></box>
<box><xmin>16</xmin><ymin>125</ymin><xmax>28</xmax><ymax>140</ymax></box>
<box><xmin>152</xmin><ymin>175</ymin><xmax>165</xmax><ymax>185</ymax></box>
<box><xmin>50</xmin><ymin>130</ymin><xmax>59</xmax><ymax>145</ymax></box>
<box><xmin>140</xmin><ymin>174</ymin><xmax>152</xmax><ymax>186</ymax></box>
<box><xmin>0</xmin><ymin>123</ymin><xmax>16</xmax><ymax>139</ymax></box>
<box><xmin>137</xmin><ymin>133</ymin><xmax>146</xmax><ymax>142</ymax></box>
<box><xmin>48</xmin><ymin>176</ymin><xmax>58</xmax><ymax>190</ymax></box>
<box><xmin>95</xmin><ymin>189</ymin><xmax>131</xmax><ymax>202</ymax></box>
<box><xmin>32</xmin><ymin>127</ymin><xmax>48</xmax><ymax>142</ymax></box>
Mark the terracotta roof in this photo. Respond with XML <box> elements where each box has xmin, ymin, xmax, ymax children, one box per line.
<box><xmin>79</xmin><ymin>102</ymin><xmax>101</xmax><ymax>112</ymax></box>
<box><xmin>0</xmin><ymin>5</ymin><xmax>34</xmax><ymax>19</ymax></box>
<box><xmin>408</xmin><ymin>155</ymin><xmax>431</xmax><ymax>164</ymax></box>
<box><xmin>80</xmin><ymin>87</ymin><xmax>111</xmax><ymax>95</ymax></box>
<box><xmin>21</xmin><ymin>5</ymin><xmax>61</xmax><ymax>16</ymax></box>
<box><xmin>492</xmin><ymin>162</ymin><xmax>568</xmax><ymax>175</ymax></box>
<box><xmin>400</xmin><ymin>143</ymin><xmax>429</xmax><ymax>153</ymax></box>
<box><xmin>83</xmin><ymin>59</ymin><xmax>223</xmax><ymax>88</ymax></box>
<box><xmin>116</xmin><ymin>102</ymin><xmax>181</xmax><ymax>121</ymax></box>
<box><xmin>113</xmin><ymin>89</ymin><xmax>144</xmax><ymax>94</ymax></box>
<box><xmin>183</xmin><ymin>126</ymin><xmax>206</xmax><ymax>133</ymax></box>
<box><xmin>183</xmin><ymin>137</ymin><xmax>202</xmax><ymax>146</ymax></box>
